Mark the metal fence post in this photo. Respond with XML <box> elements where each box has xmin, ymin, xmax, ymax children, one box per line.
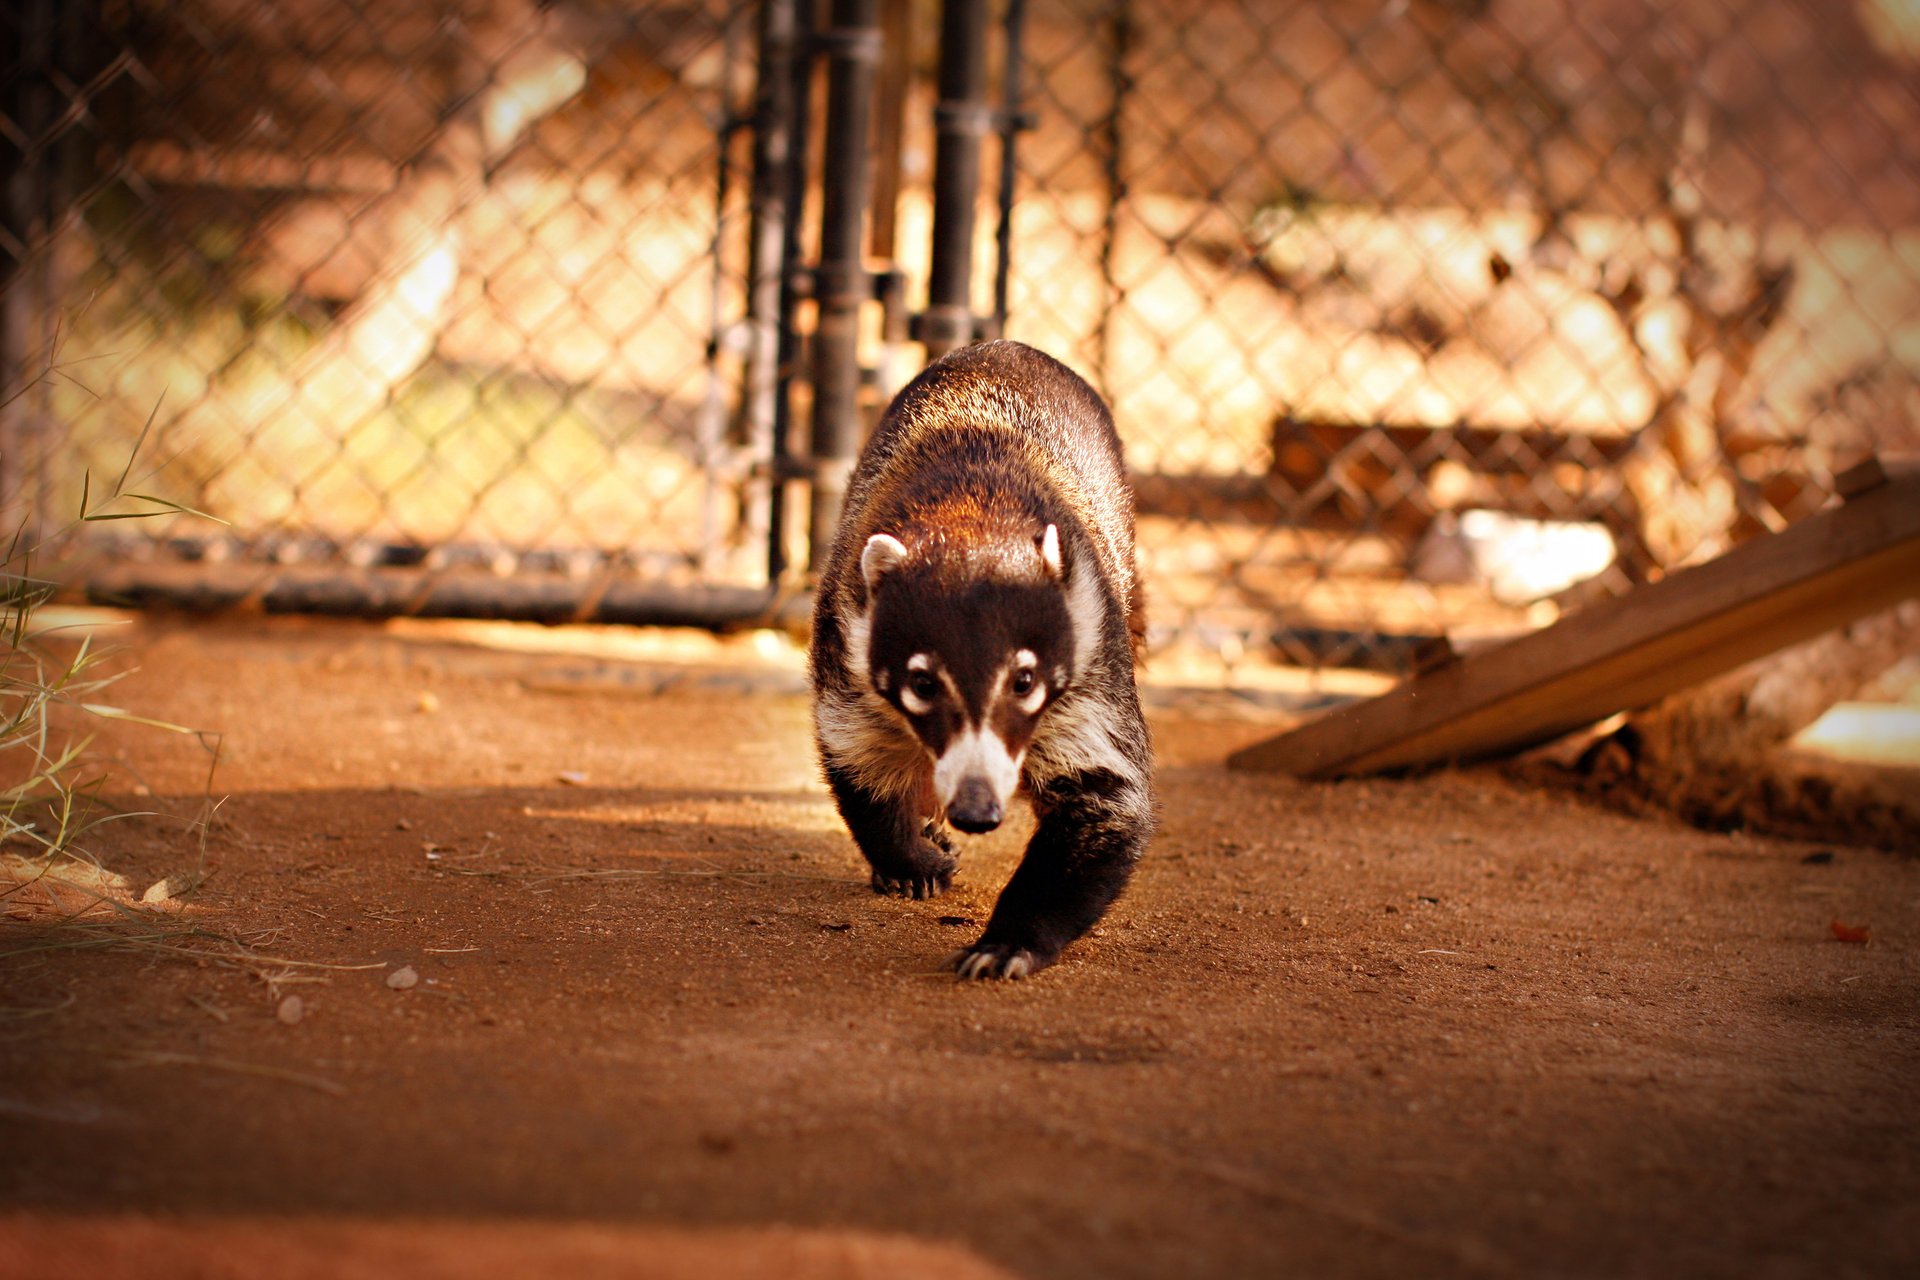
<box><xmin>920</xmin><ymin>0</ymin><xmax>990</xmax><ymax>361</ymax></box>
<box><xmin>744</xmin><ymin>0</ymin><xmax>798</xmax><ymax>583</ymax></box>
<box><xmin>989</xmin><ymin>0</ymin><xmax>1030</xmax><ymax>336</ymax></box>
<box><xmin>806</xmin><ymin>0</ymin><xmax>883</xmax><ymax>571</ymax></box>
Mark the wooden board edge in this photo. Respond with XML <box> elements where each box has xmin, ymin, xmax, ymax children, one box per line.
<box><xmin>1228</xmin><ymin>471</ymin><xmax>1920</xmax><ymax>777</ymax></box>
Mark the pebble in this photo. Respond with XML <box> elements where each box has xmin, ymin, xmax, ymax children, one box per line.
<box><xmin>387</xmin><ymin>965</ymin><xmax>419</xmax><ymax>991</ymax></box>
<box><xmin>277</xmin><ymin>995</ymin><xmax>304</xmax><ymax>1025</ymax></box>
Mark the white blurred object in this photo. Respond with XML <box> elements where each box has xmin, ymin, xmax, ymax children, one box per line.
<box><xmin>1416</xmin><ymin>510</ymin><xmax>1616</xmax><ymax>604</ymax></box>
<box><xmin>484</xmin><ymin>45</ymin><xmax>589</xmax><ymax>157</ymax></box>
<box><xmin>1793</xmin><ymin>703</ymin><xmax>1920</xmax><ymax>766</ymax></box>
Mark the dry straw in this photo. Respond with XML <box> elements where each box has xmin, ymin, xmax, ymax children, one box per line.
<box><xmin>0</xmin><ymin>330</ymin><xmax>295</xmax><ymax>985</ymax></box>
<box><xmin>2</xmin><ymin>324</ymin><xmax>217</xmax><ymax>914</ymax></box>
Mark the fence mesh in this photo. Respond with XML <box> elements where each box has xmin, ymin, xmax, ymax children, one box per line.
<box><xmin>5</xmin><ymin>0</ymin><xmax>765</xmax><ymax>585</ymax></box>
<box><xmin>5</xmin><ymin>0</ymin><xmax>1917</xmax><ymax>673</ymax></box>
<box><xmin>1005</xmin><ymin>0</ymin><xmax>1920</xmax><ymax>669</ymax></box>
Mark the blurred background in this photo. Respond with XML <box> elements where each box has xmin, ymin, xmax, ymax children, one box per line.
<box><xmin>5</xmin><ymin>0</ymin><xmax>1917</xmax><ymax>679</ymax></box>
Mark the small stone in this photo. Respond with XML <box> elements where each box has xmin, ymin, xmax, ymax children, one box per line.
<box><xmin>416</xmin><ymin>690</ymin><xmax>441</xmax><ymax>714</ymax></box>
<box><xmin>140</xmin><ymin>872</ymin><xmax>202</xmax><ymax>905</ymax></box>
<box><xmin>276</xmin><ymin>995</ymin><xmax>305</xmax><ymax>1025</ymax></box>
<box><xmin>557</xmin><ymin>770</ymin><xmax>589</xmax><ymax>786</ymax></box>
<box><xmin>387</xmin><ymin>965</ymin><xmax>419</xmax><ymax>990</ymax></box>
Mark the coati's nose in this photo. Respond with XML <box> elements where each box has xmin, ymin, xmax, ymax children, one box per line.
<box><xmin>947</xmin><ymin>778</ymin><xmax>1003</xmax><ymax>834</ymax></box>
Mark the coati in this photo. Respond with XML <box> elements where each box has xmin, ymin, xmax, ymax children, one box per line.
<box><xmin>810</xmin><ymin>340</ymin><xmax>1156</xmax><ymax>979</ymax></box>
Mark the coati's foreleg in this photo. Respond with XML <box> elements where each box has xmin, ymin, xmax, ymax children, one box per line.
<box><xmin>823</xmin><ymin>763</ymin><xmax>957</xmax><ymax>900</ymax></box>
<box><xmin>951</xmin><ymin>767</ymin><xmax>1153</xmax><ymax>979</ymax></box>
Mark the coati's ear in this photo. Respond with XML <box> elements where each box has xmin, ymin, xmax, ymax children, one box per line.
<box><xmin>860</xmin><ymin>533</ymin><xmax>909</xmax><ymax>596</ymax></box>
<box><xmin>1037</xmin><ymin>524</ymin><xmax>1063</xmax><ymax>579</ymax></box>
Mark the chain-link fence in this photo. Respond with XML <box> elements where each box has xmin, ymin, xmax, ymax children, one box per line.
<box><xmin>6</xmin><ymin>0</ymin><xmax>1917</xmax><ymax>671</ymax></box>
<box><xmin>1003</xmin><ymin>0</ymin><xmax>1920</xmax><ymax>670</ymax></box>
<box><xmin>5</xmin><ymin>0</ymin><xmax>775</xmax><ymax>617</ymax></box>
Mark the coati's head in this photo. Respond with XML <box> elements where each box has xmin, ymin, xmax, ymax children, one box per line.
<box><xmin>857</xmin><ymin>525</ymin><xmax>1078</xmax><ymax>834</ymax></box>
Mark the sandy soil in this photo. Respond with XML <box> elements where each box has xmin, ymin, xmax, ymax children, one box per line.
<box><xmin>2</xmin><ymin>616</ymin><xmax>1917</xmax><ymax>1279</ymax></box>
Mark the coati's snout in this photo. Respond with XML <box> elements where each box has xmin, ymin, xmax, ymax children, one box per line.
<box><xmin>930</xmin><ymin>721</ymin><xmax>1024</xmax><ymax>832</ymax></box>
<box><xmin>945</xmin><ymin>777</ymin><xmax>1004</xmax><ymax>834</ymax></box>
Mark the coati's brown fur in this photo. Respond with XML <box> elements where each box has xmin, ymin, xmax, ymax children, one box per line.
<box><xmin>810</xmin><ymin>341</ymin><xmax>1155</xmax><ymax>979</ymax></box>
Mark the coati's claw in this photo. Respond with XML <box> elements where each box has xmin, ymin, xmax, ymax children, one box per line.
<box><xmin>948</xmin><ymin>944</ymin><xmax>1041</xmax><ymax>980</ymax></box>
<box><xmin>869</xmin><ymin>862</ymin><xmax>954</xmax><ymax>899</ymax></box>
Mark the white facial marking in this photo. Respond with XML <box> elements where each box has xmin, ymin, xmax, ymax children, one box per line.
<box><xmin>933</xmin><ymin>724</ymin><xmax>1024</xmax><ymax>813</ymax></box>
<box><xmin>1012</xmin><ymin>648</ymin><xmax>1046</xmax><ymax>714</ymax></box>
<box><xmin>900</xmin><ymin>652</ymin><xmax>935</xmax><ymax>715</ymax></box>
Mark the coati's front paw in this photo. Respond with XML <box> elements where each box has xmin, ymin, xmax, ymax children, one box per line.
<box><xmin>868</xmin><ymin>838</ymin><xmax>956</xmax><ymax>900</ymax></box>
<box><xmin>948</xmin><ymin>941</ymin><xmax>1051</xmax><ymax>980</ymax></box>
<box><xmin>870</xmin><ymin>865</ymin><xmax>954</xmax><ymax>899</ymax></box>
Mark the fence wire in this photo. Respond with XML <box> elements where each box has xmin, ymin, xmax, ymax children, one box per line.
<box><xmin>5</xmin><ymin>0</ymin><xmax>765</xmax><ymax>589</ymax></box>
<box><xmin>1005</xmin><ymin>0</ymin><xmax>1920</xmax><ymax>669</ymax></box>
<box><xmin>5</xmin><ymin>0</ymin><xmax>1918</xmax><ymax>672</ymax></box>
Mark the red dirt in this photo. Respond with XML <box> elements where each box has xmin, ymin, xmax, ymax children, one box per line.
<box><xmin>3</xmin><ymin>616</ymin><xmax>1917</xmax><ymax>1279</ymax></box>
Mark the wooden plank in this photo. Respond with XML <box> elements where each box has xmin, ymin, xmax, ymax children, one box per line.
<box><xmin>1834</xmin><ymin>455</ymin><xmax>1890</xmax><ymax>499</ymax></box>
<box><xmin>1227</xmin><ymin>464</ymin><xmax>1920</xmax><ymax>778</ymax></box>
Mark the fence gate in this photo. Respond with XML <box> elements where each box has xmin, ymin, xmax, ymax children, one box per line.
<box><xmin>2</xmin><ymin>0</ymin><xmax>1031</xmax><ymax>632</ymax></box>
<box><xmin>3</xmin><ymin>0</ymin><xmax>826</xmax><ymax>627</ymax></box>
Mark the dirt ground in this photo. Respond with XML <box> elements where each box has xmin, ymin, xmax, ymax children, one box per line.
<box><xmin>3</xmin><ymin>615</ymin><xmax>1917</xmax><ymax>1280</ymax></box>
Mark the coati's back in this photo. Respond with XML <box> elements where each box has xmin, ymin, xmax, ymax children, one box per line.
<box><xmin>819</xmin><ymin>341</ymin><xmax>1137</xmax><ymax>634</ymax></box>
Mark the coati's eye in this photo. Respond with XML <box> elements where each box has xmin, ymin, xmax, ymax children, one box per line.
<box><xmin>900</xmin><ymin>654</ymin><xmax>941</xmax><ymax>714</ymax></box>
<box><xmin>1009</xmin><ymin>649</ymin><xmax>1047</xmax><ymax>713</ymax></box>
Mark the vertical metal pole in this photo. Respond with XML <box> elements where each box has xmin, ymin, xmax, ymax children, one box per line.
<box><xmin>697</xmin><ymin>10</ymin><xmax>750</xmax><ymax>577</ymax></box>
<box><xmin>767</xmin><ymin>0</ymin><xmax>816</xmax><ymax>584</ymax></box>
<box><xmin>743</xmin><ymin>0</ymin><xmax>797</xmax><ymax>582</ymax></box>
<box><xmin>990</xmin><ymin>0</ymin><xmax>1029</xmax><ymax>335</ymax></box>
<box><xmin>1095</xmin><ymin>0</ymin><xmax>1134</xmax><ymax>407</ymax></box>
<box><xmin>867</xmin><ymin>0</ymin><xmax>913</xmax><ymax>265</ymax></box>
<box><xmin>806</xmin><ymin>0</ymin><xmax>882</xmax><ymax>571</ymax></box>
<box><xmin>921</xmin><ymin>0</ymin><xmax>990</xmax><ymax>362</ymax></box>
